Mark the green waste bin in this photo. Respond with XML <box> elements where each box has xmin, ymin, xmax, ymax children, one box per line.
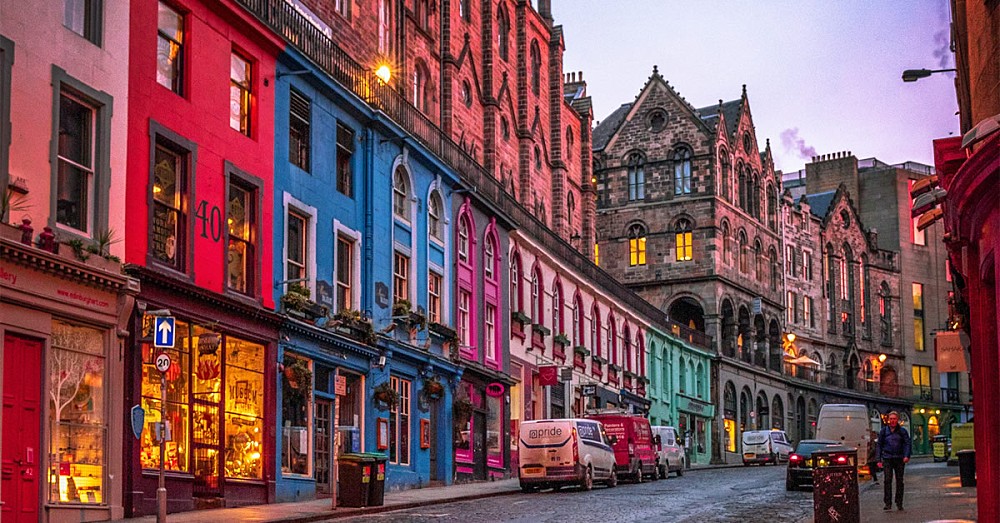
<box><xmin>362</xmin><ymin>453</ymin><xmax>388</xmax><ymax>506</ymax></box>
<box><xmin>957</xmin><ymin>449</ymin><xmax>976</xmax><ymax>487</ymax></box>
<box><xmin>338</xmin><ymin>453</ymin><xmax>374</xmax><ymax>507</ymax></box>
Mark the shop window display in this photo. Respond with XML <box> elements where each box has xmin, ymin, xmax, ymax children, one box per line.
<box><xmin>281</xmin><ymin>354</ymin><xmax>312</xmax><ymax>476</ymax></box>
<box><xmin>487</xmin><ymin>393</ymin><xmax>502</xmax><ymax>468</ymax></box>
<box><xmin>138</xmin><ymin>322</ymin><xmax>265</xmax><ymax>483</ymax></box>
<box><xmin>48</xmin><ymin>320</ymin><xmax>107</xmax><ymax>505</ymax></box>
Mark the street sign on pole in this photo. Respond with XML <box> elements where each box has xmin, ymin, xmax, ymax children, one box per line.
<box><xmin>154</xmin><ymin>316</ymin><xmax>176</xmax><ymax>348</ymax></box>
<box><xmin>154</xmin><ymin>352</ymin><xmax>172</xmax><ymax>373</ymax></box>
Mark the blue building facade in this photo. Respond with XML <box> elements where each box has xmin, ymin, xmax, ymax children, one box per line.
<box><xmin>270</xmin><ymin>47</ymin><xmax>464</xmax><ymax>501</ymax></box>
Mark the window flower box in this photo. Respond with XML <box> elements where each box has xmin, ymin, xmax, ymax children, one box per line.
<box><xmin>591</xmin><ymin>360</ymin><xmax>603</xmax><ymax>377</ymax></box>
<box><xmin>608</xmin><ymin>363</ymin><xmax>621</xmax><ymax>372</ymax></box>
<box><xmin>531</xmin><ymin>324</ymin><xmax>550</xmax><ymax>351</ymax></box>
<box><xmin>573</xmin><ymin>351</ymin><xmax>586</xmax><ymax>370</ymax></box>
<box><xmin>281</xmin><ymin>283</ymin><xmax>328</xmax><ymax>321</ymax></box>
<box><xmin>330</xmin><ymin>310</ymin><xmax>377</xmax><ymax>346</ymax></box>
<box><xmin>592</xmin><ymin>355</ymin><xmax>607</xmax><ymax>364</ymax></box>
<box><xmin>511</xmin><ymin>311</ymin><xmax>531</xmax><ymax>332</ymax></box>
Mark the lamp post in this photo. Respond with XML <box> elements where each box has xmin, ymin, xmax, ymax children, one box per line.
<box><xmin>901</xmin><ymin>68</ymin><xmax>957</xmax><ymax>82</ymax></box>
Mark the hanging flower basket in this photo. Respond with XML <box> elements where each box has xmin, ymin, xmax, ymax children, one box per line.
<box><xmin>423</xmin><ymin>378</ymin><xmax>445</xmax><ymax>400</ymax></box>
<box><xmin>281</xmin><ymin>358</ymin><xmax>313</xmax><ymax>404</ymax></box>
<box><xmin>373</xmin><ymin>381</ymin><xmax>399</xmax><ymax>409</ymax></box>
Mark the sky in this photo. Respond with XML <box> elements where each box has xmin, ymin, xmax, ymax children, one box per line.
<box><xmin>552</xmin><ymin>0</ymin><xmax>959</xmax><ymax>174</ymax></box>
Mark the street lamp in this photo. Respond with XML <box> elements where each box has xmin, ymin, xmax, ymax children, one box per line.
<box><xmin>901</xmin><ymin>68</ymin><xmax>957</xmax><ymax>82</ymax></box>
<box><xmin>878</xmin><ymin>353</ymin><xmax>887</xmax><ymax>363</ymax></box>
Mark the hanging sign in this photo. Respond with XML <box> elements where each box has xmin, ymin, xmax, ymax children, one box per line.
<box><xmin>486</xmin><ymin>382</ymin><xmax>505</xmax><ymax>397</ymax></box>
<box><xmin>538</xmin><ymin>366</ymin><xmax>559</xmax><ymax>386</ymax></box>
<box><xmin>936</xmin><ymin>331</ymin><xmax>969</xmax><ymax>372</ymax></box>
<box><xmin>130</xmin><ymin>405</ymin><xmax>145</xmax><ymax>440</ymax></box>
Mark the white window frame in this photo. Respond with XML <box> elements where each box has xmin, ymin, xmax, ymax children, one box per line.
<box><xmin>283</xmin><ymin>193</ymin><xmax>317</xmax><ymax>295</ymax></box>
<box><xmin>333</xmin><ymin>220</ymin><xmax>362</xmax><ymax>312</ymax></box>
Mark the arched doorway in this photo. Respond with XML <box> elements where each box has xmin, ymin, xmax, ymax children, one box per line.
<box><xmin>846</xmin><ymin>353</ymin><xmax>861</xmax><ymax>390</ymax></box>
<box><xmin>753</xmin><ymin>314</ymin><xmax>767</xmax><ymax>367</ymax></box>
<box><xmin>796</xmin><ymin>396</ymin><xmax>807</xmax><ymax>442</ymax></box>
<box><xmin>669</xmin><ymin>297</ymin><xmax>706</xmax><ymax>332</ymax></box>
<box><xmin>807</xmin><ymin>398</ymin><xmax>818</xmax><ymax>439</ymax></box>
<box><xmin>723</xmin><ymin>382</ymin><xmax>737</xmax><ymax>453</ymax></box>
<box><xmin>740</xmin><ymin>386</ymin><xmax>752</xmax><ymax>433</ymax></box>
<box><xmin>721</xmin><ymin>299</ymin><xmax>736</xmax><ymax>357</ymax></box>
<box><xmin>756</xmin><ymin>391</ymin><xmax>769</xmax><ymax>430</ymax></box>
<box><xmin>738</xmin><ymin>306</ymin><xmax>751</xmax><ymax>363</ymax></box>
<box><xmin>771</xmin><ymin>396</ymin><xmax>785</xmax><ymax>430</ymax></box>
<box><xmin>862</xmin><ymin>360</ymin><xmax>874</xmax><ymax>393</ymax></box>
<box><xmin>768</xmin><ymin>319</ymin><xmax>782</xmax><ymax>373</ymax></box>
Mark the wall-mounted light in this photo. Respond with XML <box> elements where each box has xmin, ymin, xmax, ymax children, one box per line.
<box><xmin>878</xmin><ymin>353</ymin><xmax>887</xmax><ymax>363</ymax></box>
<box><xmin>375</xmin><ymin>64</ymin><xmax>392</xmax><ymax>84</ymax></box>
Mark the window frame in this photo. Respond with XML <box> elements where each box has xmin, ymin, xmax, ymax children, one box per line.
<box><xmin>156</xmin><ymin>0</ymin><xmax>184</xmax><ymax>95</ymax></box>
<box><xmin>64</xmin><ymin>0</ymin><xmax>103</xmax><ymax>46</ymax></box>
<box><xmin>393</xmin><ymin>250</ymin><xmax>410</xmax><ymax>305</ymax></box>
<box><xmin>336</xmin><ymin>122</ymin><xmax>355</xmax><ymax>196</ymax></box>
<box><xmin>51</xmin><ymin>68</ymin><xmax>113</xmax><ymax>240</ymax></box>
<box><xmin>428</xmin><ymin>271</ymin><xmax>442</xmax><ymax>324</ymax></box>
<box><xmin>288</xmin><ymin>89</ymin><xmax>311</xmax><ymax>172</ymax></box>
<box><xmin>393</xmin><ymin>167</ymin><xmax>411</xmax><ymax>222</ymax></box>
<box><xmin>389</xmin><ymin>376</ymin><xmax>411</xmax><ymax>466</ymax></box>
<box><xmin>229</xmin><ymin>50</ymin><xmax>253</xmax><ymax>136</ymax></box>
<box><xmin>0</xmin><ymin>36</ymin><xmax>10</xmax><ymax>211</ymax></box>
<box><xmin>223</xmin><ymin>161</ymin><xmax>263</xmax><ymax>299</ymax></box>
<box><xmin>428</xmin><ymin>190</ymin><xmax>444</xmax><ymax>242</ymax></box>
<box><xmin>146</xmin><ymin>121</ymin><xmax>196</xmax><ymax>275</ymax></box>
<box><xmin>675</xmin><ymin>219</ymin><xmax>693</xmax><ymax>262</ymax></box>
<box><xmin>335</xmin><ymin>235</ymin><xmax>355</xmax><ymax>313</ymax></box>
<box><xmin>627</xmin><ymin>223</ymin><xmax>647</xmax><ymax>267</ymax></box>
<box><xmin>673</xmin><ymin>147</ymin><xmax>692</xmax><ymax>195</ymax></box>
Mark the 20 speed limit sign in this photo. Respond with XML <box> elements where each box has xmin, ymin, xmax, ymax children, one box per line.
<box><xmin>155</xmin><ymin>352</ymin><xmax>172</xmax><ymax>373</ymax></box>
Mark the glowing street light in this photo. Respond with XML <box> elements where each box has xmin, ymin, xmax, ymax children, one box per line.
<box><xmin>375</xmin><ymin>64</ymin><xmax>392</xmax><ymax>84</ymax></box>
<box><xmin>878</xmin><ymin>353</ymin><xmax>887</xmax><ymax>363</ymax></box>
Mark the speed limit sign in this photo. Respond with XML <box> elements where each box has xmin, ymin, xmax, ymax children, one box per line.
<box><xmin>155</xmin><ymin>352</ymin><xmax>172</xmax><ymax>373</ymax></box>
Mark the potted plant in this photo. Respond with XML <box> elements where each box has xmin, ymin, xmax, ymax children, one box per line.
<box><xmin>423</xmin><ymin>377</ymin><xmax>445</xmax><ymax>400</ymax></box>
<box><xmin>281</xmin><ymin>358</ymin><xmax>313</xmax><ymax>405</ymax></box>
<box><xmin>608</xmin><ymin>363</ymin><xmax>621</xmax><ymax>372</ymax></box>
<box><xmin>531</xmin><ymin>324</ymin><xmax>551</xmax><ymax>337</ymax></box>
<box><xmin>373</xmin><ymin>381</ymin><xmax>399</xmax><ymax>409</ymax></box>
<box><xmin>330</xmin><ymin>309</ymin><xmax>378</xmax><ymax>346</ymax></box>
<box><xmin>553</xmin><ymin>333</ymin><xmax>571</xmax><ymax>347</ymax></box>
<box><xmin>392</xmin><ymin>299</ymin><xmax>412</xmax><ymax>318</ymax></box>
<box><xmin>573</xmin><ymin>345</ymin><xmax>590</xmax><ymax>357</ymax></box>
<box><xmin>428</xmin><ymin>321</ymin><xmax>457</xmax><ymax>340</ymax></box>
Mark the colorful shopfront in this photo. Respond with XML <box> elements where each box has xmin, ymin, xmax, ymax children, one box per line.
<box><xmin>123</xmin><ymin>267</ymin><xmax>281</xmax><ymax>515</ymax></box>
<box><xmin>454</xmin><ymin>365</ymin><xmax>513</xmax><ymax>482</ymax></box>
<box><xmin>1</xmin><ymin>230</ymin><xmax>137</xmax><ymax>522</ymax></box>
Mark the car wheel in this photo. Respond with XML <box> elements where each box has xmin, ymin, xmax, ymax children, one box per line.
<box><xmin>634</xmin><ymin>462</ymin><xmax>643</xmax><ymax>483</ymax></box>
<box><xmin>581</xmin><ymin>466</ymin><xmax>594</xmax><ymax>491</ymax></box>
<box><xmin>606</xmin><ymin>469</ymin><xmax>618</xmax><ymax>488</ymax></box>
<box><xmin>658</xmin><ymin>463</ymin><xmax>667</xmax><ymax>479</ymax></box>
<box><xmin>520</xmin><ymin>484</ymin><xmax>537</xmax><ymax>493</ymax></box>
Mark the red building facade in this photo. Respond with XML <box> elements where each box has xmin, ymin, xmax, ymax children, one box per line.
<box><xmin>933</xmin><ymin>2</ymin><xmax>999</xmax><ymax>521</ymax></box>
<box><xmin>122</xmin><ymin>0</ymin><xmax>284</xmax><ymax>514</ymax></box>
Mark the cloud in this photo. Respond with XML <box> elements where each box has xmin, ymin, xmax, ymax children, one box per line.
<box><xmin>932</xmin><ymin>29</ymin><xmax>951</xmax><ymax>70</ymax></box>
<box><xmin>780</xmin><ymin>128</ymin><xmax>817</xmax><ymax>160</ymax></box>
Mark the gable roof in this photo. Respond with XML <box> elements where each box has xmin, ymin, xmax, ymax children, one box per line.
<box><xmin>592</xmin><ymin>102</ymin><xmax>632</xmax><ymax>151</ymax></box>
<box><xmin>803</xmin><ymin>190</ymin><xmax>837</xmax><ymax>219</ymax></box>
<box><xmin>695</xmin><ymin>99</ymin><xmax>741</xmax><ymax>139</ymax></box>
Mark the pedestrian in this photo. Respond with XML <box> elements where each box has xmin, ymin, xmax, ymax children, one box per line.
<box><xmin>867</xmin><ymin>430</ymin><xmax>879</xmax><ymax>485</ymax></box>
<box><xmin>877</xmin><ymin>411</ymin><xmax>912</xmax><ymax>511</ymax></box>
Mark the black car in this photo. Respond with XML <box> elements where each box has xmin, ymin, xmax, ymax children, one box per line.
<box><xmin>785</xmin><ymin>439</ymin><xmax>841</xmax><ymax>491</ymax></box>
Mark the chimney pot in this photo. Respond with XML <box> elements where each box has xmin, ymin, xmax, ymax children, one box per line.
<box><xmin>579</xmin><ymin>71</ymin><xmax>583</xmax><ymax>80</ymax></box>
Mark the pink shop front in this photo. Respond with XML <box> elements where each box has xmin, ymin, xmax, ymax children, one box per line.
<box><xmin>453</xmin><ymin>366</ymin><xmax>513</xmax><ymax>482</ymax></box>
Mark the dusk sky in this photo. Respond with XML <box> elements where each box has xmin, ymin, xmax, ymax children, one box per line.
<box><xmin>553</xmin><ymin>0</ymin><xmax>959</xmax><ymax>174</ymax></box>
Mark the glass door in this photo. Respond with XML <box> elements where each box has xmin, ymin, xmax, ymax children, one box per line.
<box><xmin>314</xmin><ymin>399</ymin><xmax>332</xmax><ymax>494</ymax></box>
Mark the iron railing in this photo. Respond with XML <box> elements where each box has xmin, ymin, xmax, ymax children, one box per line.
<box><xmin>236</xmin><ymin>0</ymin><xmax>714</xmax><ymax>351</ymax></box>
<box><xmin>785</xmin><ymin>366</ymin><xmax>973</xmax><ymax>405</ymax></box>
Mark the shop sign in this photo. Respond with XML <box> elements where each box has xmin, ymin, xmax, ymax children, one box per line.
<box><xmin>560</xmin><ymin>367</ymin><xmax>573</xmax><ymax>382</ymax></box>
<box><xmin>581</xmin><ymin>384</ymin><xmax>597</xmax><ymax>396</ymax></box>
<box><xmin>335</xmin><ymin>374</ymin><xmax>347</xmax><ymax>396</ymax></box>
<box><xmin>538</xmin><ymin>366</ymin><xmax>559</xmax><ymax>386</ymax></box>
<box><xmin>316</xmin><ymin>280</ymin><xmax>335</xmax><ymax>308</ymax></box>
<box><xmin>935</xmin><ymin>331</ymin><xmax>969</xmax><ymax>372</ymax></box>
<box><xmin>486</xmin><ymin>382</ymin><xmax>505</xmax><ymax>397</ymax></box>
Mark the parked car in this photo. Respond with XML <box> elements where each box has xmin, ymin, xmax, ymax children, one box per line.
<box><xmin>785</xmin><ymin>439</ymin><xmax>847</xmax><ymax>490</ymax></box>
<box><xmin>650</xmin><ymin>426</ymin><xmax>685</xmax><ymax>478</ymax></box>
<box><xmin>517</xmin><ymin>418</ymin><xmax>618</xmax><ymax>492</ymax></box>
<box><xmin>586</xmin><ymin>413</ymin><xmax>658</xmax><ymax>482</ymax></box>
<box><xmin>815</xmin><ymin>404</ymin><xmax>876</xmax><ymax>471</ymax></box>
<box><xmin>742</xmin><ymin>429</ymin><xmax>794</xmax><ymax>465</ymax></box>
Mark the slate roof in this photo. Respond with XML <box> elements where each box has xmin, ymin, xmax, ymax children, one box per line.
<box><xmin>695</xmin><ymin>99</ymin><xmax>741</xmax><ymax>138</ymax></box>
<box><xmin>803</xmin><ymin>190</ymin><xmax>837</xmax><ymax>219</ymax></box>
<box><xmin>592</xmin><ymin>102</ymin><xmax>633</xmax><ymax>151</ymax></box>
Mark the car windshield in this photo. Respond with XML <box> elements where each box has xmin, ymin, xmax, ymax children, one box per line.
<box><xmin>795</xmin><ymin>442</ymin><xmax>837</xmax><ymax>456</ymax></box>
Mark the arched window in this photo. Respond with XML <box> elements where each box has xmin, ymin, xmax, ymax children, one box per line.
<box><xmin>738</xmin><ymin>230</ymin><xmax>749</xmax><ymax>273</ymax></box>
<box><xmin>412</xmin><ymin>61</ymin><xmax>430</xmax><ymax>112</ymax></box>
<box><xmin>591</xmin><ymin>305</ymin><xmax>601</xmax><ymax>358</ymax></box>
<box><xmin>627</xmin><ymin>152</ymin><xmax>645</xmax><ymax>201</ymax></box>
<box><xmin>769</xmin><ymin>247</ymin><xmax>779</xmax><ymax>291</ymax></box>
<box><xmin>427</xmin><ymin>190</ymin><xmax>443</xmax><ymax>241</ymax></box>
<box><xmin>530</xmin><ymin>40</ymin><xmax>541</xmax><ymax>95</ymax></box>
<box><xmin>673</xmin><ymin>147</ymin><xmax>692</xmax><ymax>195</ymax></box>
<box><xmin>510</xmin><ymin>253</ymin><xmax>522</xmax><ymax>312</ymax></box>
<box><xmin>457</xmin><ymin>215</ymin><xmax>470</xmax><ymax>263</ymax></box>
<box><xmin>738</xmin><ymin>165</ymin><xmax>747</xmax><ymax>210</ymax></box>
<box><xmin>679</xmin><ymin>358</ymin><xmax>687</xmax><ymax>393</ymax></box>
<box><xmin>628</xmin><ymin>223</ymin><xmax>647</xmax><ymax>266</ymax></box>
<box><xmin>551</xmin><ymin>281</ymin><xmax>564</xmax><ymax>335</ymax></box>
<box><xmin>722</xmin><ymin>220</ymin><xmax>732</xmax><ymax>265</ymax></box>
<box><xmin>862</xmin><ymin>254</ymin><xmax>872</xmax><ymax>338</ymax></box>
<box><xmin>753</xmin><ymin>239</ymin><xmax>763</xmax><ymax>277</ymax></box>
<box><xmin>623</xmin><ymin>324</ymin><xmax>632</xmax><ymax>372</ymax></box>
<box><xmin>393</xmin><ymin>167</ymin><xmax>410</xmax><ymax>219</ymax></box>
<box><xmin>483</xmin><ymin>234</ymin><xmax>496</xmax><ymax>280</ymax></box>
<box><xmin>607</xmin><ymin>314</ymin><xmax>617</xmax><ymax>366</ymax></box>
<box><xmin>879</xmin><ymin>282</ymin><xmax>892</xmax><ymax>345</ymax></box>
<box><xmin>573</xmin><ymin>294</ymin><xmax>584</xmax><ymax>347</ymax></box>
<box><xmin>531</xmin><ymin>267</ymin><xmax>542</xmax><ymax>324</ymax></box>
<box><xmin>534</xmin><ymin>145</ymin><xmax>542</xmax><ymax>169</ymax></box>
<box><xmin>719</xmin><ymin>151</ymin><xmax>731</xmax><ymax>201</ymax></box>
<box><xmin>767</xmin><ymin>183</ymin><xmax>777</xmax><ymax>230</ymax></box>
<box><xmin>497</xmin><ymin>7</ymin><xmax>510</xmax><ymax>61</ymax></box>
<box><xmin>566</xmin><ymin>191</ymin><xmax>576</xmax><ymax>226</ymax></box>
<box><xmin>566</xmin><ymin>127</ymin><xmax>575</xmax><ymax>150</ymax></box>
<box><xmin>675</xmin><ymin>218</ymin><xmax>693</xmax><ymax>262</ymax></box>
<box><xmin>696</xmin><ymin>362</ymin><xmax>705</xmax><ymax>399</ymax></box>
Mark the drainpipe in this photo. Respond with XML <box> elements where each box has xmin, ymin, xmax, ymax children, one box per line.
<box><xmin>363</xmin><ymin>127</ymin><xmax>376</xmax><ymax>315</ymax></box>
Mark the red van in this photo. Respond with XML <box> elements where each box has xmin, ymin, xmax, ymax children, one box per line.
<box><xmin>585</xmin><ymin>413</ymin><xmax>658</xmax><ymax>482</ymax></box>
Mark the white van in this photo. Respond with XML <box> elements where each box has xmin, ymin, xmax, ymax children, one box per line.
<box><xmin>518</xmin><ymin>418</ymin><xmax>618</xmax><ymax>492</ymax></box>
<box><xmin>815</xmin><ymin>404</ymin><xmax>875</xmax><ymax>465</ymax></box>
<box><xmin>650</xmin><ymin>426</ymin><xmax>685</xmax><ymax>478</ymax></box>
<box><xmin>742</xmin><ymin>430</ymin><xmax>793</xmax><ymax>465</ymax></box>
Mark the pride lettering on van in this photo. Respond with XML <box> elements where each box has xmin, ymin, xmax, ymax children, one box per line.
<box><xmin>527</xmin><ymin>427</ymin><xmax>563</xmax><ymax>439</ymax></box>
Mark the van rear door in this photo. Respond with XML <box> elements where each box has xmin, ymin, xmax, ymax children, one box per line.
<box><xmin>742</xmin><ymin>431</ymin><xmax>771</xmax><ymax>459</ymax></box>
<box><xmin>518</xmin><ymin>420</ymin><xmax>575</xmax><ymax>478</ymax></box>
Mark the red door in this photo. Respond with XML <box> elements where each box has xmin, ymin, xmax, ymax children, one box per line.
<box><xmin>2</xmin><ymin>334</ymin><xmax>42</xmax><ymax>523</ymax></box>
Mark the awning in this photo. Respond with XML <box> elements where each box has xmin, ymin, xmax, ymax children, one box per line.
<box><xmin>785</xmin><ymin>355</ymin><xmax>821</xmax><ymax>366</ymax></box>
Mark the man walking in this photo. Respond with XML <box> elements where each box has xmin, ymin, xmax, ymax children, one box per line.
<box><xmin>877</xmin><ymin>411</ymin><xmax>912</xmax><ymax>511</ymax></box>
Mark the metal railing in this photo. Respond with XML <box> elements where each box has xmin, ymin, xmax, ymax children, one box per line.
<box><xmin>236</xmin><ymin>0</ymin><xmax>715</xmax><ymax>351</ymax></box>
<box><xmin>785</xmin><ymin>366</ymin><xmax>973</xmax><ymax>405</ymax></box>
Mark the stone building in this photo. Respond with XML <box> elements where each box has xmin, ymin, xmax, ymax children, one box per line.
<box><xmin>592</xmin><ymin>69</ymin><xmax>785</xmax><ymax>462</ymax></box>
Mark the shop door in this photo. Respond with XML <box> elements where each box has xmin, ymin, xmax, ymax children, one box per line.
<box><xmin>191</xmin><ymin>402</ymin><xmax>222</xmax><ymax>498</ymax></box>
<box><xmin>2</xmin><ymin>334</ymin><xmax>42</xmax><ymax>523</ymax></box>
<box><xmin>314</xmin><ymin>399</ymin><xmax>332</xmax><ymax>494</ymax></box>
<box><xmin>428</xmin><ymin>407</ymin><xmax>438</xmax><ymax>481</ymax></box>
<box><xmin>472</xmin><ymin>411</ymin><xmax>487</xmax><ymax>480</ymax></box>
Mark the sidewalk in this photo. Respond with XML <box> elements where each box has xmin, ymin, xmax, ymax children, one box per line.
<box><xmin>115</xmin><ymin>462</ymin><xmax>740</xmax><ymax>523</ymax></box>
<box><xmin>798</xmin><ymin>458</ymin><xmax>977</xmax><ymax>522</ymax></box>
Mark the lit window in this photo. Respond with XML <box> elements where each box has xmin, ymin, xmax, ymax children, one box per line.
<box><xmin>675</xmin><ymin>219</ymin><xmax>693</xmax><ymax>262</ymax></box>
<box><xmin>428</xmin><ymin>272</ymin><xmax>442</xmax><ymax>324</ymax></box>
<box><xmin>151</xmin><ymin>142</ymin><xmax>187</xmax><ymax>270</ymax></box>
<box><xmin>913</xmin><ymin>282</ymin><xmax>924</xmax><ymax>351</ymax></box>
<box><xmin>336</xmin><ymin>236</ymin><xmax>354</xmax><ymax>312</ymax></box>
<box><xmin>156</xmin><ymin>1</ymin><xmax>183</xmax><ymax>93</ymax></box>
<box><xmin>230</xmin><ymin>52</ymin><xmax>252</xmax><ymax>135</ymax></box>
<box><xmin>628</xmin><ymin>224</ymin><xmax>647</xmax><ymax>266</ymax></box>
<box><xmin>389</xmin><ymin>377</ymin><xmax>411</xmax><ymax>465</ymax></box>
<box><xmin>227</xmin><ymin>175</ymin><xmax>257</xmax><ymax>296</ymax></box>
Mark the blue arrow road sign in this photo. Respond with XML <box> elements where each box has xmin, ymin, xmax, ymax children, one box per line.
<box><xmin>154</xmin><ymin>316</ymin><xmax>176</xmax><ymax>348</ymax></box>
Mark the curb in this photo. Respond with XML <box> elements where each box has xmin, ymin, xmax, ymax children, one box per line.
<box><xmin>266</xmin><ymin>487</ymin><xmax>524</xmax><ymax>523</ymax></box>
